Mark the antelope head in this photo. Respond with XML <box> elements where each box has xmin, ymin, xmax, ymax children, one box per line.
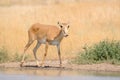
<box><xmin>57</xmin><ymin>22</ymin><xmax>70</xmax><ymax>37</ymax></box>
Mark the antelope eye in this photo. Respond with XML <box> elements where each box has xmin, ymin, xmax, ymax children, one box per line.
<box><xmin>60</xmin><ymin>25</ymin><xmax>63</xmax><ymax>28</ymax></box>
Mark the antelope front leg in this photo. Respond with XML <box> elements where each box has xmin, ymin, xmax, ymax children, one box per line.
<box><xmin>57</xmin><ymin>44</ymin><xmax>62</xmax><ymax>67</ymax></box>
<box><xmin>41</xmin><ymin>42</ymin><xmax>49</xmax><ymax>67</ymax></box>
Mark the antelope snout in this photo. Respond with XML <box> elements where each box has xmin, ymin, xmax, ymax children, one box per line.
<box><xmin>65</xmin><ymin>34</ymin><xmax>69</xmax><ymax>37</ymax></box>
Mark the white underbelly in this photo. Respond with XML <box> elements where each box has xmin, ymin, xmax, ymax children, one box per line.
<box><xmin>49</xmin><ymin>40</ymin><xmax>59</xmax><ymax>45</ymax></box>
<box><xmin>39</xmin><ymin>38</ymin><xmax>59</xmax><ymax>45</ymax></box>
<box><xmin>39</xmin><ymin>38</ymin><xmax>46</xmax><ymax>44</ymax></box>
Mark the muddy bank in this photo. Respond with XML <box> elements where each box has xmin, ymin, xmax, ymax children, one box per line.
<box><xmin>0</xmin><ymin>60</ymin><xmax>120</xmax><ymax>72</ymax></box>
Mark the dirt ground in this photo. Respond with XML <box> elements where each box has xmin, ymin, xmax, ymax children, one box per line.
<box><xmin>0</xmin><ymin>60</ymin><xmax>120</xmax><ymax>72</ymax></box>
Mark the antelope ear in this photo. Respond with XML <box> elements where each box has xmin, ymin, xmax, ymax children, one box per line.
<box><xmin>57</xmin><ymin>21</ymin><xmax>62</xmax><ymax>25</ymax></box>
<box><xmin>68</xmin><ymin>25</ymin><xmax>70</xmax><ymax>28</ymax></box>
<box><xmin>57</xmin><ymin>21</ymin><xmax>63</xmax><ymax>28</ymax></box>
<box><xmin>57</xmin><ymin>21</ymin><xmax>60</xmax><ymax>25</ymax></box>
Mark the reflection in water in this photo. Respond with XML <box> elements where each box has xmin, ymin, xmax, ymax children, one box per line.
<box><xmin>0</xmin><ymin>68</ymin><xmax>120</xmax><ymax>80</ymax></box>
<box><xmin>0</xmin><ymin>68</ymin><xmax>79</xmax><ymax>76</ymax></box>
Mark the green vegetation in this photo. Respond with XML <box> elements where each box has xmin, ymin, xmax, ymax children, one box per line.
<box><xmin>0</xmin><ymin>47</ymin><xmax>29</xmax><ymax>63</ymax></box>
<box><xmin>73</xmin><ymin>40</ymin><xmax>120</xmax><ymax>64</ymax></box>
<box><xmin>12</xmin><ymin>52</ymin><xmax>23</xmax><ymax>62</ymax></box>
<box><xmin>0</xmin><ymin>47</ymin><xmax>10</xmax><ymax>63</ymax></box>
<box><xmin>12</xmin><ymin>52</ymin><xmax>30</xmax><ymax>62</ymax></box>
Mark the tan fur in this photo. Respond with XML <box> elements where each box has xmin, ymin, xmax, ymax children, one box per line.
<box><xmin>20</xmin><ymin>22</ymin><xmax>70</xmax><ymax>67</ymax></box>
<box><xmin>29</xmin><ymin>23</ymin><xmax>61</xmax><ymax>41</ymax></box>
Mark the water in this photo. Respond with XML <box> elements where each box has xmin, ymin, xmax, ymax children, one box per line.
<box><xmin>0</xmin><ymin>68</ymin><xmax>120</xmax><ymax>80</ymax></box>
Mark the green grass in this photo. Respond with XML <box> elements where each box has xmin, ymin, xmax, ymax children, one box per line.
<box><xmin>12</xmin><ymin>52</ymin><xmax>30</xmax><ymax>62</ymax></box>
<box><xmin>11</xmin><ymin>52</ymin><xmax>23</xmax><ymax>62</ymax></box>
<box><xmin>73</xmin><ymin>40</ymin><xmax>120</xmax><ymax>65</ymax></box>
<box><xmin>0</xmin><ymin>47</ymin><xmax>30</xmax><ymax>63</ymax></box>
<box><xmin>0</xmin><ymin>47</ymin><xmax>10</xmax><ymax>63</ymax></box>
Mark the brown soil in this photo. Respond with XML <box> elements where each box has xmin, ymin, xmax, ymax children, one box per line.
<box><xmin>0</xmin><ymin>60</ymin><xmax>120</xmax><ymax>72</ymax></box>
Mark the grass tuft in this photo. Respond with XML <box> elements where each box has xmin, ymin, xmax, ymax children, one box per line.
<box><xmin>12</xmin><ymin>52</ymin><xmax>30</xmax><ymax>62</ymax></box>
<box><xmin>0</xmin><ymin>47</ymin><xmax>30</xmax><ymax>63</ymax></box>
<box><xmin>0</xmin><ymin>47</ymin><xmax>10</xmax><ymax>63</ymax></box>
<box><xmin>73</xmin><ymin>40</ymin><xmax>120</xmax><ymax>64</ymax></box>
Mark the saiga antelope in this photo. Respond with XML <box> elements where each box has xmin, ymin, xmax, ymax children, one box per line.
<box><xmin>20</xmin><ymin>22</ymin><xmax>70</xmax><ymax>67</ymax></box>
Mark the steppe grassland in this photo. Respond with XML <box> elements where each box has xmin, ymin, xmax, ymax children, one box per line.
<box><xmin>0</xmin><ymin>0</ymin><xmax>120</xmax><ymax>60</ymax></box>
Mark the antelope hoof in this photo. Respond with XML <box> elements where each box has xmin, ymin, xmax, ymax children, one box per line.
<box><xmin>36</xmin><ymin>61</ymin><xmax>40</xmax><ymax>67</ymax></box>
<box><xmin>20</xmin><ymin>62</ymin><xmax>24</xmax><ymax>67</ymax></box>
<box><xmin>40</xmin><ymin>63</ymin><xmax>45</xmax><ymax>67</ymax></box>
<box><xmin>37</xmin><ymin>64</ymin><xmax>40</xmax><ymax>67</ymax></box>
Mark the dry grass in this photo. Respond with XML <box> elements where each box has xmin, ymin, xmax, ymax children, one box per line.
<box><xmin>0</xmin><ymin>0</ymin><xmax>120</xmax><ymax>60</ymax></box>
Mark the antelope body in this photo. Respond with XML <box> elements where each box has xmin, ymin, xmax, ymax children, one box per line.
<box><xmin>20</xmin><ymin>22</ymin><xmax>70</xmax><ymax>67</ymax></box>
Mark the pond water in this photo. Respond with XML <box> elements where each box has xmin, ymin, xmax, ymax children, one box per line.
<box><xmin>0</xmin><ymin>68</ymin><xmax>120</xmax><ymax>80</ymax></box>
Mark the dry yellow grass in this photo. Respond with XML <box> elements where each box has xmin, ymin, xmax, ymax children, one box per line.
<box><xmin>0</xmin><ymin>0</ymin><xmax>120</xmax><ymax>60</ymax></box>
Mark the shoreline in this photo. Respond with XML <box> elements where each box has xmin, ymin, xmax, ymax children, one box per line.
<box><xmin>0</xmin><ymin>61</ymin><xmax>120</xmax><ymax>72</ymax></box>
